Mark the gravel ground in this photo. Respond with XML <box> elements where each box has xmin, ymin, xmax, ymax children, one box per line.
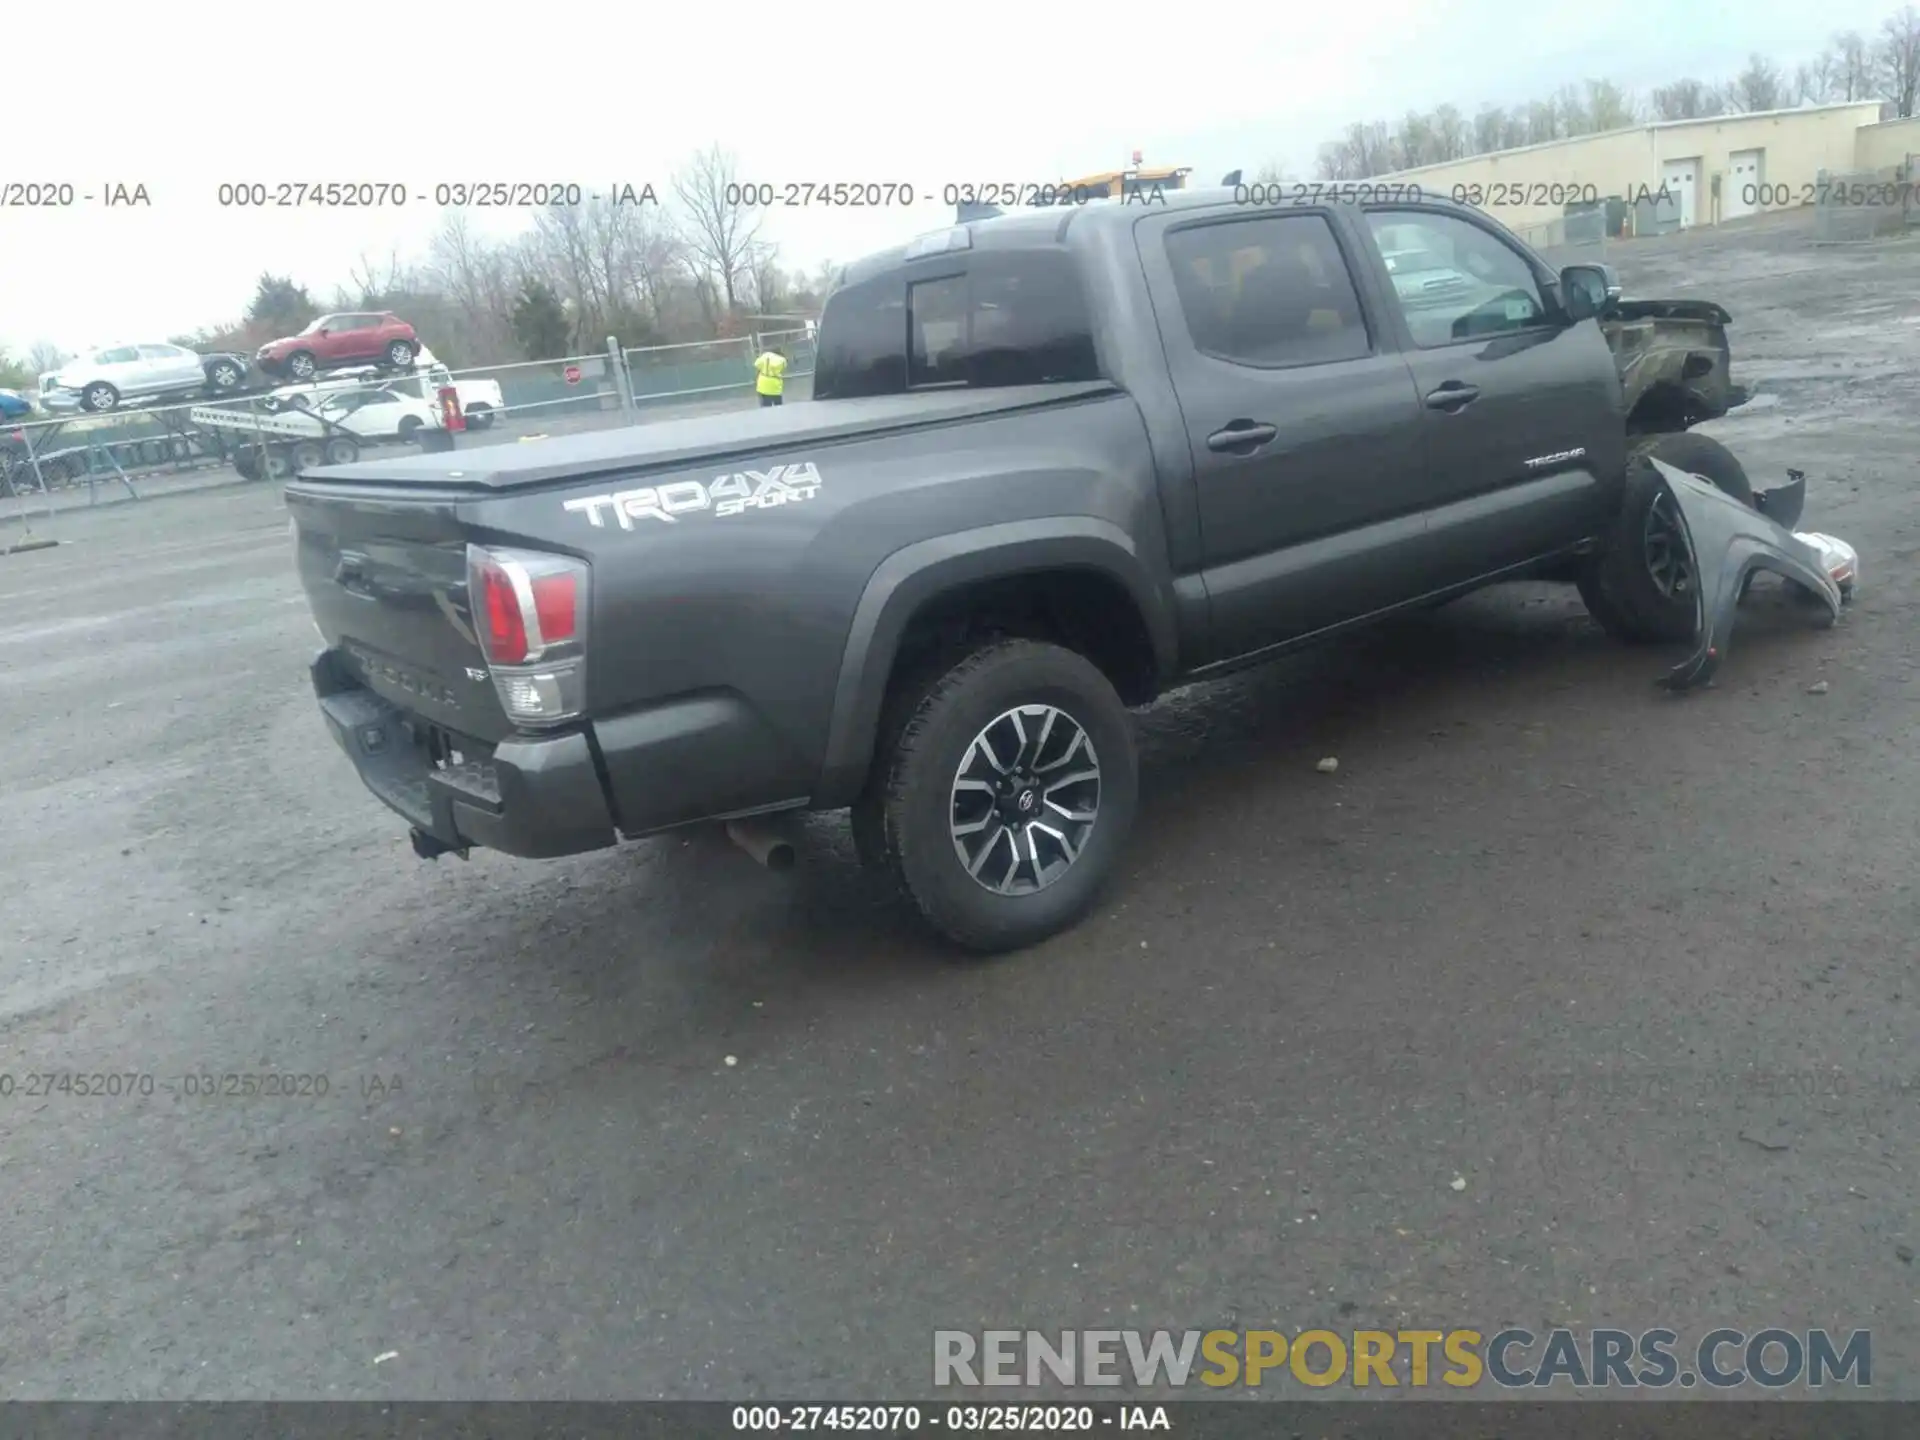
<box><xmin>2</xmin><ymin>211</ymin><xmax>1918</xmax><ymax>1403</ymax></box>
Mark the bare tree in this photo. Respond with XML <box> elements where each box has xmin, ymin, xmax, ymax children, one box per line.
<box><xmin>1313</xmin><ymin>141</ymin><xmax>1357</xmax><ymax>180</ymax></box>
<box><xmin>745</xmin><ymin>241</ymin><xmax>786</xmax><ymax>315</ymax></box>
<box><xmin>1395</xmin><ymin>111</ymin><xmax>1437</xmax><ymax>168</ymax></box>
<box><xmin>25</xmin><ymin>340</ymin><xmax>67</xmax><ymax>374</ymax></box>
<box><xmin>1881</xmin><ymin>5</ymin><xmax>1920</xmax><ymax>117</ymax></box>
<box><xmin>671</xmin><ymin>145</ymin><xmax>763</xmax><ymax>315</ymax></box>
<box><xmin>1523</xmin><ymin>99</ymin><xmax>1559</xmax><ymax>144</ymax></box>
<box><xmin>1727</xmin><ymin>54</ymin><xmax>1788</xmax><ymax>112</ymax></box>
<box><xmin>1553</xmin><ymin>85</ymin><xmax>1590</xmax><ymax>137</ymax></box>
<box><xmin>343</xmin><ymin>249</ymin><xmax>412</xmax><ymax>305</ymax></box>
<box><xmin>1584</xmin><ymin>79</ymin><xmax>1637</xmax><ymax>131</ymax></box>
<box><xmin>1795</xmin><ymin>52</ymin><xmax>1837</xmax><ymax>103</ymax></box>
<box><xmin>1830</xmin><ymin>29</ymin><xmax>1878</xmax><ymax>100</ymax></box>
<box><xmin>1429</xmin><ymin>104</ymin><xmax>1470</xmax><ymax>160</ymax></box>
<box><xmin>1650</xmin><ymin>77</ymin><xmax>1725</xmax><ymax>119</ymax></box>
<box><xmin>1471</xmin><ymin>106</ymin><xmax>1506</xmax><ymax>155</ymax></box>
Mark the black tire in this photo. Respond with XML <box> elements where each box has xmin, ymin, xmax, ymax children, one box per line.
<box><xmin>323</xmin><ymin>437</ymin><xmax>361</xmax><ymax>466</ymax></box>
<box><xmin>265</xmin><ymin>449</ymin><xmax>295</xmax><ymax>481</ymax></box>
<box><xmin>465</xmin><ymin>404</ymin><xmax>494</xmax><ymax>430</ymax></box>
<box><xmin>384</xmin><ymin>340</ymin><xmax>416</xmax><ymax>369</ymax></box>
<box><xmin>234</xmin><ymin>450</ymin><xmax>261</xmax><ymax>481</ymax></box>
<box><xmin>853</xmin><ymin>638</ymin><xmax>1139</xmax><ymax>954</ymax></box>
<box><xmin>205</xmin><ymin>360</ymin><xmax>243</xmax><ymax>392</ymax></box>
<box><xmin>1578</xmin><ymin>432</ymin><xmax>1753</xmax><ymax>645</ymax></box>
<box><xmin>286</xmin><ymin>351</ymin><xmax>317</xmax><ymax>381</ymax></box>
<box><xmin>290</xmin><ymin>440</ymin><xmax>325</xmax><ymax>472</ymax></box>
<box><xmin>397</xmin><ymin>416</ymin><xmax>423</xmax><ymax>442</ymax></box>
<box><xmin>81</xmin><ymin>381</ymin><xmax>118</xmax><ymax>412</ymax></box>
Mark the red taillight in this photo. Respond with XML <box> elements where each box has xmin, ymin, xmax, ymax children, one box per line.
<box><xmin>531</xmin><ymin>573</ymin><xmax>575</xmax><ymax>643</ymax></box>
<box><xmin>475</xmin><ymin>558</ymin><xmax>528</xmax><ymax>663</ymax></box>
<box><xmin>467</xmin><ymin>546</ymin><xmax>587</xmax><ymax>667</ymax></box>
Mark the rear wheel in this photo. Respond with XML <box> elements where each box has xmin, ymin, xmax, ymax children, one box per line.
<box><xmin>853</xmin><ymin>638</ymin><xmax>1138</xmax><ymax>954</ymax></box>
<box><xmin>1578</xmin><ymin>432</ymin><xmax>1753</xmax><ymax>645</ymax></box>
<box><xmin>286</xmin><ymin>351</ymin><xmax>317</xmax><ymax>381</ymax></box>
<box><xmin>384</xmin><ymin>340</ymin><xmax>416</xmax><ymax>369</ymax></box>
<box><xmin>264</xmin><ymin>449</ymin><xmax>295</xmax><ymax>481</ymax></box>
<box><xmin>205</xmin><ymin>360</ymin><xmax>243</xmax><ymax>392</ymax></box>
<box><xmin>323</xmin><ymin>436</ymin><xmax>361</xmax><ymax>466</ymax></box>
<box><xmin>465</xmin><ymin>404</ymin><xmax>494</xmax><ymax>430</ymax></box>
<box><xmin>397</xmin><ymin>416</ymin><xmax>423</xmax><ymax>443</ymax></box>
<box><xmin>290</xmin><ymin>440</ymin><xmax>325</xmax><ymax>472</ymax></box>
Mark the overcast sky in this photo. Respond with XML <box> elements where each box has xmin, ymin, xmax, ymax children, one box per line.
<box><xmin>0</xmin><ymin>0</ymin><xmax>1900</xmax><ymax>359</ymax></box>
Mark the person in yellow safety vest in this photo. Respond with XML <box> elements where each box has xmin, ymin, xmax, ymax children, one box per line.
<box><xmin>753</xmin><ymin>347</ymin><xmax>788</xmax><ymax>407</ymax></box>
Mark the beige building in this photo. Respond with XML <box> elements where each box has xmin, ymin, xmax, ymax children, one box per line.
<box><xmin>1376</xmin><ymin>100</ymin><xmax>1899</xmax><ymax>238</ymax></box>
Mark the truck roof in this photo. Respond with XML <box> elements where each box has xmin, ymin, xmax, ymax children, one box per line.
<box><xmin>845</xmin><ymin>186</ymin><xmax>1492</xmax><ymax>287</ymax></box>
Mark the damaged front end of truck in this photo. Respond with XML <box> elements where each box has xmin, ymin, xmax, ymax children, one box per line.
<box><xmin>1605</xmin><ymin>297</ymin><xmax>1748</xmax><ymax>430</ymax></box>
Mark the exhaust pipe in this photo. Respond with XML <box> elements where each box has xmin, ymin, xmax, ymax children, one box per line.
<box><xmin>725</xmin><ymin>817</ymin><xmax>796</xmax><ymax>872</ymax></box>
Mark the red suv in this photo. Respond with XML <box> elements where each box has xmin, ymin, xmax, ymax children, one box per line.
<box><xmin>257</xmin><ymin>313</ymin><xmax>419</xmax><ymax>381</ymax></box>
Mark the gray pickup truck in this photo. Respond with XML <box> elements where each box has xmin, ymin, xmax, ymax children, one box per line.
<box><xmin>285</xmin><ymin>188</ymin><xmax>1799</xmax><ymax>953</ymax></box>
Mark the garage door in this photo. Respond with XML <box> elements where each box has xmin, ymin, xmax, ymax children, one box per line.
<box><xmin>1662</xmin><ymin>157</ymin><xmax>1699</xmax><ymax>228</ymax></box>
<box><xmin>1726</xmin><ymin>149</ymin><xmax>1764</xmax><ymax>219</ymax></box>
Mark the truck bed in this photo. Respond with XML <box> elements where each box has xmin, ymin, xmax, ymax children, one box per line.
<box><xmin>285</xmin><ymin>381</ymin><xmax>1120</xmax><ymax>496</ymax></box>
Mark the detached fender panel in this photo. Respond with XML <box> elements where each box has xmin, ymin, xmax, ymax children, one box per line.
<box><xmin>1651</xmin><ymin>458</ymin><xmax>1853</xmax><ymax>692</ymax></box>
<box><xmin>813</xmin><ymin>519</ymin><xmax>1178</xmax><ymax>807</ymax></box>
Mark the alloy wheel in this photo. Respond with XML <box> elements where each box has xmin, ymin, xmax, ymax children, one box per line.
<box><xmin>1643</xmin><ymin>488</ymin><xmax>1693</xmax><ymax>600</ymax></box>
<box><xmin>949</xmin><ymin>704</ymin><xmax>1101</xmax><ymax>896</ymax></box>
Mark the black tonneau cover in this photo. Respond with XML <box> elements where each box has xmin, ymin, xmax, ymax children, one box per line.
<box><xmin>286</xmin><ymin>381</ymin><xmax>1119</xmax><ymax>494</ymax></box>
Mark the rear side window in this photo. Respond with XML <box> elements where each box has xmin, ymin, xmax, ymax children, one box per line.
<box><xmin>1164</xmin><ymin>214</ymin><xmax>1371</xmax><ymax>368</ymax></box>
<box><xmin>815</xmin><ymin>250</ymin><xmax>1100</xmax><ymax>399</ymax></box>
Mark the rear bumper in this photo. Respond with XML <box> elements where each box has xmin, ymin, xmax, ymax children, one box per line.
<box><xmin>312</xmin><ymin>647</ymin><xmax>811</xmax><ymax>859</ymax></box>
<box><xmin>312</xmin><ymin>648</ymin><xmax>616</xmax><ymax>859</ymax></box>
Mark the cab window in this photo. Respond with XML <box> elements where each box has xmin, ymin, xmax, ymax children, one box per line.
<box><xmin>1364</xmin><ymin>210</ymin><xmax>1548</xmax><ymax>347</ymax></box>
<box><xmin>1163</xmin><ymin>214</ymin><xmax>1371</xmax><ymax>368</ymax></box>
<box><xmin>816</xmin><ymin>249</ymin><xmax>1100</xmax><ymax>399</ymax></box>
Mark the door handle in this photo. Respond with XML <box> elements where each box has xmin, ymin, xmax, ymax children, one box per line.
<box><xmin>1424</xmin><ymin>382</ymin><xmax>1480</xmax><ymax>412</ymax></box>
<box><xmin>1206</xmin><ymin>420</ymin><xmax>1279</xmax><ymax>454</ymax></box>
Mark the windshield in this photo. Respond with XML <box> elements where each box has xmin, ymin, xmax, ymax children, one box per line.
<box><xmin>299</xmin><ymin>317</ymin><xmax>329</xmax><ymax>335</ymax></box>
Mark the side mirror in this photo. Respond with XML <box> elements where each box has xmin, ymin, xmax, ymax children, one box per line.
<box><xmin>1559</xmin><ymin>263</ymin><xmax>1621</xmax><ymax>321</ymax></box>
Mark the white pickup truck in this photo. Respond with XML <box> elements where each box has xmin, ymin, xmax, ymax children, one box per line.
<box><xmin>266</xmin><ymin>346</ymin><xmax>504</xmax><ymax>428</ymax></box>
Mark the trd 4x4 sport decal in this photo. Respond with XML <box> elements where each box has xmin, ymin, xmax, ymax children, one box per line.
<box><xmin>563</xmin><ymin>461</ymin><xmax>822</xmax><ymax>529</ymax></box>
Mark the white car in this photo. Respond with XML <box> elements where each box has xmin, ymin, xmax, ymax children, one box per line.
<box><xmin>312</xmin><ymin>385</ymin><xmax>442</xmax><ymax>441</ymax></box>
<box><xmin>42</xmin><ymin>342</ymin><xmax>249</xmax><ymax>413</ymax></box>
<box><xmin>266</xmin><ymin>346</ymin><xmax>503</xmax><ymax>428</ymax></box>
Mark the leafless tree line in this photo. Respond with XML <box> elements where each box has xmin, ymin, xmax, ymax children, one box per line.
<box><xmin>1296</xmin><ymin>5</ymin><xmax>1920</xmax><ymax>180</ymax></box>
<box><xmin>181</xmin><ymin>146</ymin><xmax>838</xmax><ymax>368</ymax></box>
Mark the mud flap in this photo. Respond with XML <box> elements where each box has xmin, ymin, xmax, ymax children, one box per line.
<box><xmin>1649</xmin><ymin>457</ymin><xmax>1855</xmax><ymax>692</ymax></box>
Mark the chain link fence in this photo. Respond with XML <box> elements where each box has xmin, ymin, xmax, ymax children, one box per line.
<box><xmin>3</xmin><ymin>329</ymin><xmax>821</xmax><ymax>518</ymax></box>
<box><xmin>1812</xmin><ymin>161</ymin><xmax>1917</xmax><ymax>244</ymax></box>
<box><xmin>1519</xmin><ymin>207</ymin><xmax>1610</xmax><ymax>268</ymax></box>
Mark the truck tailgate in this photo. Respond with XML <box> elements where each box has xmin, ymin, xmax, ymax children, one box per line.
<box><xmin>286</xmin><ymin>486</ymin><xmax>514</xmax><ymax>743</ymax></box>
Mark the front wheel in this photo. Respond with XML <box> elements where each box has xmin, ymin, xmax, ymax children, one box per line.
<box><xmin>1578</xmin><ymin>432</ymin><xmax>1754</xmax><ymax>645</ymax></box>
<box><xmin>81</xmin><ymin>382</ymin><xmax>118</xmax><ymax>412</ymax></box>
<box><xmin>286</xmin><ymin>351</ymin><xmax>317</xmax><ymax>381</ymax></box>
<box><xmin>853</xmin><ymin>638</ymin><xmax>1139</xmax><ymax>954</ymax></box>
<box><xmin>384</xmin><ymin>340</ymin><xmax>416</xmax><ymax>369</ymax></box>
